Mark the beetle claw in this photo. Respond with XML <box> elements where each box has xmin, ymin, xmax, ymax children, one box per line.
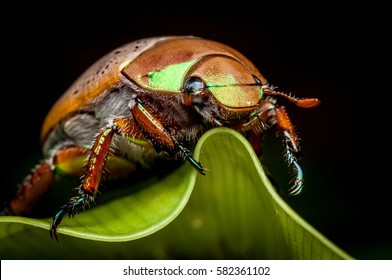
<box><xmin>50</xmin><ymin>206</ymin><xmax>67</xmax><ymax>242</ymax></box>
<box><xmin>49</xmin><ymin>194</ymin><xmax>89</xmax><ymax>241</ymax></box>
<box><xmin>288</xmin><ymin>178</ymin><xmax>304</xmax><ymax>196</ymax></box>
<box><xmin>50</xmin><ymin>225</ymin><xmax>59</xmax><ymax>242</ymax></box>
<box><xmin>287</xmin><ymin>157</ymin><xmax>305</xmax><ymax>196</ymax></box>
<box><xmin>173</xmin><ymin>139</ymin><xmax>205</xmax><ymax>175</ymax></box>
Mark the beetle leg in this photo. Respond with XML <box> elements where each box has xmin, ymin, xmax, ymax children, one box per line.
<box><xmin>275</xmin><ymin>106</ymin><xmax>304</xmax><ymax>196</ymax></box>
<box><xmin>4</xmin><ymin>161</ymin><xmax>54</xmax><ymax>216</ymax></box>
<box><xmin>132</xmin><ymin>98</ymin><xmax>205</xmax><ymax>174</ymax></box>
<box><xmin>50</xmin><ymin>122</ymin><xmax>117</xmax><ymax>240</ymax></box>
<box><xmin>49</xmin><ymin>116</ymin><xmax>165</xmax><ymax>241</ymax></box>
<box><xmin>2</xmin><ymin>146</ymin><xmax>90</xmax><ymax>217</ymax></box>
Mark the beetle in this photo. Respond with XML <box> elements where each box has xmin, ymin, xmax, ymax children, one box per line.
<box><xmin>2</xmin><ymin>36</ymin><xmax>320</xmax><ymax>241</ymax></box>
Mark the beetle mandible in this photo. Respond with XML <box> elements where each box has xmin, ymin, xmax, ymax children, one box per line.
<box><xmin>2</xmin><ymin>36</ymin><xmax>320</xmax><ymax>240</ymax></box>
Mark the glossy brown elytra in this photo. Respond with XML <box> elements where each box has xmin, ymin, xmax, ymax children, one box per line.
<box><xmin>2</xmin><ymin>36</ymin><xmax>320</xmax><ymax>240</ymax></box>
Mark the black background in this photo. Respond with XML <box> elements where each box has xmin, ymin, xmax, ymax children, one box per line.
<box><xmin>2</xmin><ymin>7</ymin><xmax>389</xmax><ymax>259</ymax></box>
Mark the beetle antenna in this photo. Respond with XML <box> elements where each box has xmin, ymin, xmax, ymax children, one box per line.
<box><xmin>262</xmin><ymin>85</ymin><xmax>320</xmax><ymax>108</ymax></box>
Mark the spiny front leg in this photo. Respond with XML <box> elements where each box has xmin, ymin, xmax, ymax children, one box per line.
<box><xmin>275</xmin><ymin>106</ymin><xmax>304</xmax><ymax>196</ymax></box>
<box><xmin>262</xmin><ymin>87</ymin><xmax>320</xmax><ymax>195</ymax></box>
<box><xmin>132</xmin><ymin>98</ymin><xmax>205</xmax><ymax>174</ymax></box>
<box><xmin>50</xmin><ymin>118</ymin><xmax>132</xmax><ymax>241</ymax></box>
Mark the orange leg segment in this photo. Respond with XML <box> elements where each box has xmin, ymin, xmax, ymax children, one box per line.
<box><xmin>4</xmin><ymin>147</ymin><xmax>89</xmax><ymax>216</ymax></box>
<box><xmin>132</xmin><ymin>99</ymin><xmax>204</xmax><ymax>174</ymax></box>
<box><xmin>275</xmin><ymin>107</ymin><xmax>299</xmax><ymax>153</ymax></box>
<box><xmin>8</xmin><ymin>161</ymin><xmax>54</xmax><ymax>216</ymax></box>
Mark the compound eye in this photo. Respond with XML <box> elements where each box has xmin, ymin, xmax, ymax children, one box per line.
<box><xmin>183</xmin><ymin>76</ymin><xmax>206</xmax><ymax>96</ymax></box>
<box><xmin>252</xmin><ymin>74</ymin><xmax>263</xmax><ymax>85</ymax></box>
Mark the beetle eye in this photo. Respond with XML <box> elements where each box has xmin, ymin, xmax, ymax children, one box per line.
<box><xmin>183</xmin><ymin>76</ymin><xmax>205</xmax><ymax>96</ymax></box>
<box><xmin>252</xmin><ymin>74</ymin><xmax>263</xmax><ymax>85</ymax></box>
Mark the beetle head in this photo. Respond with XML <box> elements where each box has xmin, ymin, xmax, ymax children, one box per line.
<box><xmin>122</xmin><ymin>54</ymin><xmax>266</xmax><ymax>123</ymax></box>
<box><xmin>181</xmin><ymin>55</ymin><xmax>265</xmax><ymax>122</ymax></box>
<box><xmin>120</xmin><ymin>37</ymin><xmax>268</xmax><ymax>123</ymax></box>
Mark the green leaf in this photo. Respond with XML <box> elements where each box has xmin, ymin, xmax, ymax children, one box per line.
<box><xmin>0</xmin><ymin>128</ymin><xmax>353</xmax><ymax>259</ymax></box>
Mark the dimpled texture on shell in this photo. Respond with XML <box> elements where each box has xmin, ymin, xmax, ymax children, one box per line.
<box><xmin>41</xmin><ymin>36</ymin><xmax>266</xmax><ymax>141</ymax></box>
<box><xmin>41</xmin><ymin>36</ymin><xmax>184</xmax><ymax>141</ymax></box>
